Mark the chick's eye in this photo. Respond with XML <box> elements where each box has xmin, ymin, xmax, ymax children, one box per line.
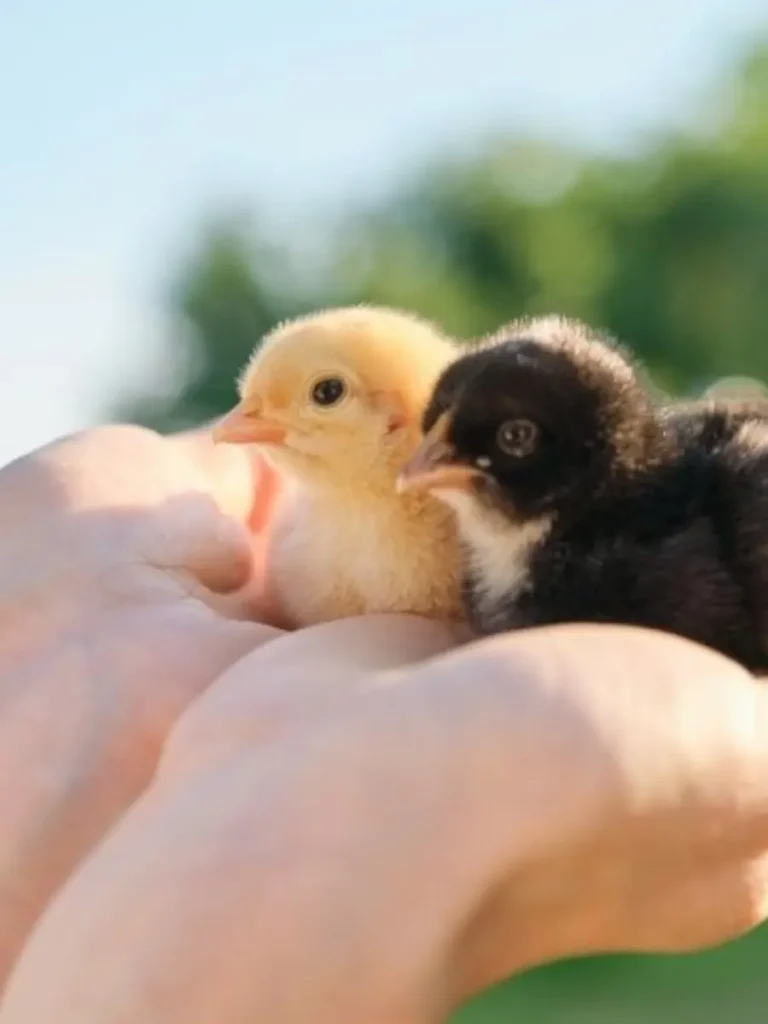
<box><xmin>496</xmin><ymin>418</ymin><xmax>540</xmax><ymax>457</ymax></box>
<box><xmin>310</xmin><ymin>376</ymin><xmax>346</xmax><ymax>407</ymax></box>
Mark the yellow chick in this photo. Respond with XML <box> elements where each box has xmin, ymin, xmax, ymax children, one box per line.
<box><xmin>212</xmin><ymin>305</ymin><xmax>464</xmax><ymax>627</ymax></box>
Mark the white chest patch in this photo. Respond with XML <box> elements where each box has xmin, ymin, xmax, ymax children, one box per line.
<box><xmin>434</xmin><ymin>489</ymin><xmax>552</xmax><ymax>612</ymax></box>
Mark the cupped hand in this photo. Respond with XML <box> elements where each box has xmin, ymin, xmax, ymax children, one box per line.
<box><xmin>4</xmin><ymin>620</ymin><xmax>768</xmax><ymax>1024</ymax></box>
<box><xmin>0</xmin><ymin>425</ymin><xmax>282</xmax><ymax>981</ymax></box>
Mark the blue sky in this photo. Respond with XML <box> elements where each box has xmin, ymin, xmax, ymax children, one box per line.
<box><xmin>1</xmin><ymin>0</ymin><xmax>767</xmax><ymax>466</ymax></box>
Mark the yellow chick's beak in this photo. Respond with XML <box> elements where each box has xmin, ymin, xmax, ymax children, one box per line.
<box><xmin>212</xmin><ymin>404</ymin><xmax>287</xmax><ymax>446</ymax></box>
<box><xmin>396</xmin><ymin>414</ymin><xmax>480</xmax><ymax>494</ymax></box>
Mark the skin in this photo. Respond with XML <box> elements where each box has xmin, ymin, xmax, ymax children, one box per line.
<box><xmin>0</xmin><ymin>424</ymin><xmax>283</xmax><ymax>984</ymax></box>
<box><xmin>0</xmin><ymin>427</ymin><xmax>767</xmax><ymax>1021</ymax></box>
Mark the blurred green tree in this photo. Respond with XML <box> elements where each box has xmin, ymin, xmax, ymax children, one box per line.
<box><xmin>118</xmin><ymin>41</ymin><xmax>768</xmax><ymax>431</ymax></box>
<box><xmin>115</xmin><ymin>210</ymin><xmax>306</xmax><ymax>431</ymax></box>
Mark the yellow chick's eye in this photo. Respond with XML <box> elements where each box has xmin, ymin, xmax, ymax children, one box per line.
<box><xmin>310</xmin><ymin>376</ymin><xmax>347</xmax><ymax>407</ymax></box>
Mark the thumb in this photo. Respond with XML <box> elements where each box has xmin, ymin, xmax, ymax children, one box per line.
<box><xmin>170</xmin><ymin>427</ymin><xmax>280</xmax><ymax>529</ymax></box>
<box><xmin>143</xmin><ymin>608</ymin><xmax>283</xmax><ymax>715</ymax></box>
<box><xmin>158</xmin><ymin>614</ymin><xmax>461</xmax><ymax>778</ymax></box>
<box><xmin>152</xmin><ymin>431</ymin><xmax>282</xmax><ymax>617</ymax></box>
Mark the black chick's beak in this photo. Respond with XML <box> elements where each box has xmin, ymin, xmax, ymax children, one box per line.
<box><xmin>397</xmin><ymin>413</ymin><xmax>481</xmax><ymax>494</ymax></box>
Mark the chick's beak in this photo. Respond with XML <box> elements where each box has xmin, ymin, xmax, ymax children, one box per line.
<box><xmin>212</xmin><ymin>403</ymin><xmax>287</xmax><ymax>446</ymax></box>
<box><xmin>397</xmin><ymin>414</ymin><xmax>479</xmax><ymax>494</ymax></box>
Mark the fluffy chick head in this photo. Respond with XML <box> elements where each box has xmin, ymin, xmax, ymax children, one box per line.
<box><xmin>398</xmin><ymin>315</ymin><xmax>664</xmax><ymax>523</ymax></box>
<box><xmin>213</xmin><ymin>305</ymin><xmax>458</xmax><ymax>489</ymax></box>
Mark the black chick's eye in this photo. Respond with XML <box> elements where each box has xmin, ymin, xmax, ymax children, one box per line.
<box><xmin>310</xmin><ymin>376</ymin><xmax>346</xmax><ymax>407</ymax></box>
<box><xmin>496</xmin><ymin>418</ymin><xmax>540</xmax><ymax>458</ymax></box>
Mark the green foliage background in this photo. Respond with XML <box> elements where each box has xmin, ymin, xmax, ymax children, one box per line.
<box><xmin>117</xmin><ymin>41</ymin><xmax>768</xmax><ymax>1022</ymax></box>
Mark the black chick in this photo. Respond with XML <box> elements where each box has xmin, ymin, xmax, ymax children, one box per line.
<box><xmin>397</xmin><ymin>315</ymin><xmax>768</xmax><ymax>673</ymax></box>
<box><xmin>665</xmin><ymin>394</ymin><xmax>768</xmax><ymax>451</ymax></box>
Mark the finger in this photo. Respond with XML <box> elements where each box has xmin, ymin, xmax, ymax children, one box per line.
<box><xmin>162</xmin><ymin>429</ymin><xmax>283</xmax><ymax>615</ymax></box>
<box><xmin>169</xmin><ymin>427</ymin><xmax>280</xmax><ymax>530</ymax></box>
<box><xmin>160</xmin><ymin>615</ymin><xmax>460</xmax><ymax>777</ymax></box>
<box><xmin>160</xmin><ymin>615</ymin><xmax>284</xmax><ymax>703</ymax></box>
<box><xmin>622</xmin><ymin>854</ymin><xmax>768</xmax><ymax>953</ymax></box>
<box><xmin>174</xmin><ymin>564</ymin><xmax>286</xmax><ymax>629</ymax></box>
<box><xmin>162</xmin><ymin>492</ymin><xmax>284</xmax><ymax>621</ymax></box>
<box><xmin>139</xmin><ymin>493</ymin><xmax>255</xmax><ymax>597</ymax></box>
<box><xmin>124</xmin><ymin>604</ymin><xmax>284</xmax><ymax>715</ymax></box>
<box><xmin>247</xmin><ymin>613</ymin><xmax>463</xmax><ymax>672</ymax></box>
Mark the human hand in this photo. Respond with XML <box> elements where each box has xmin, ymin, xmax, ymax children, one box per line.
<box><xmin>0</xmin><ymin>425</ymin><xmax>282</xmax><ymax>981</ymax></box>
<box><xmin>4</xmin><ymin>620</ymin><xmax>768</xmax><ymax>1024</ymax></box>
